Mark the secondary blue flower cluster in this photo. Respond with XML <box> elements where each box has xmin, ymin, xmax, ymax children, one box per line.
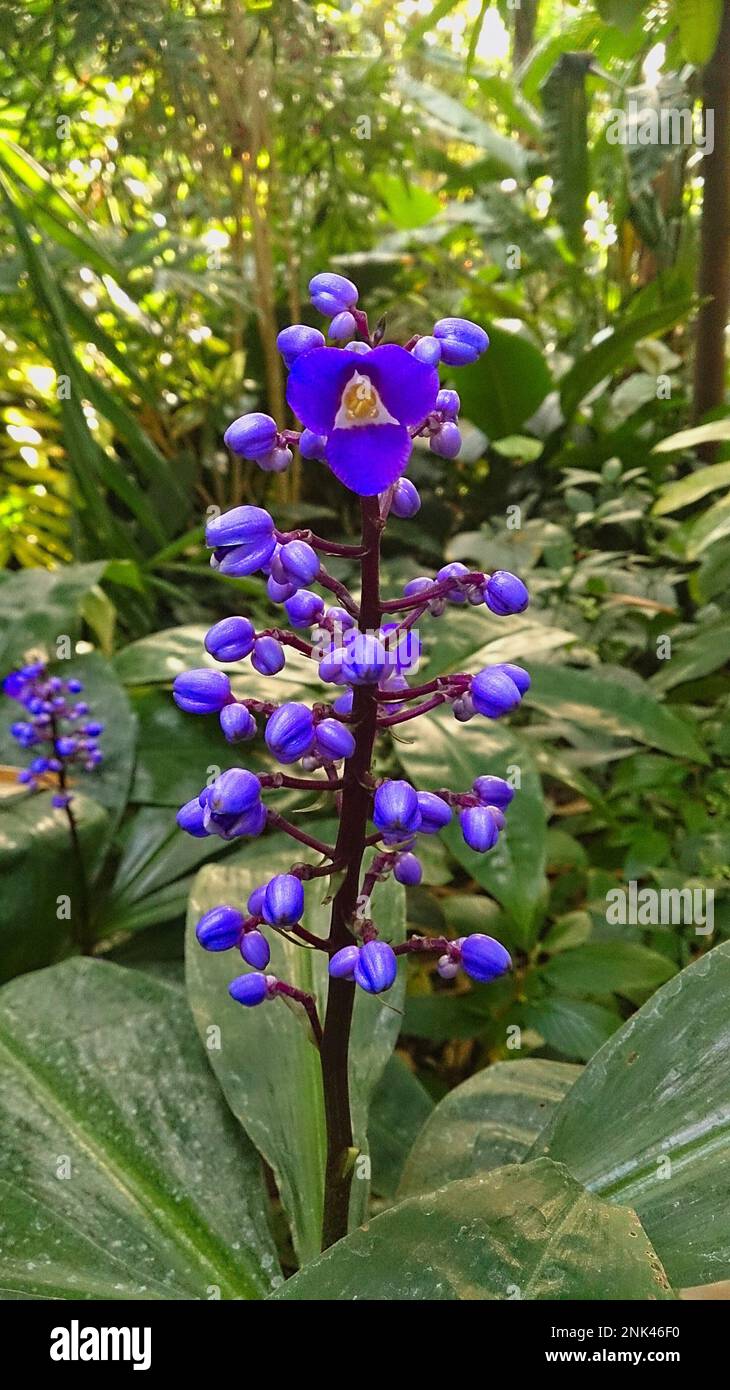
<box><xmin>2</xmin><ymin>662</ymin><xmax>103</xmax><ymax>807</ymax></box>
<box><xmin>177</xmin><ymin>272</ymin><xmax>525</xmax><ymax>1015</ymax></box>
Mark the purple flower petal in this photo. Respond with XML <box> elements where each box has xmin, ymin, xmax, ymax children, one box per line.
<box><xmin>326</xmin><ymin>423</ymin><xmax>411</xmax><ymax>495</ymax></box>
<box><xmin>286</xmin><ymin>347</ymin><xmax>360</xmax><ymax>435</ymax></box>
<box><xmin>365</xmin><ymin>344</ymin><xmax>439</xmax><ymax>427</ymax></box>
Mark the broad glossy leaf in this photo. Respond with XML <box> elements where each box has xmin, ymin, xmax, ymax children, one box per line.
<box><xmin>526</xmin><ymin>663</ymin><xmax>707</xmax><ymax>763</ymax></box>
<box><xmin>0</xmin><ymin>959</ymin><xmax>279</xmax><ymax>1299</ymax></box>
<box><xmin>525</xmin><ymin>996</ymin><xmax>622</xmax><ymax>1061</ymax></box>
<box><xmin>0</xmin><ymin>563</ymin><xmax>105</xmax><ymax>671</ymax></box>
<box><xmin>0</xmin><ymin>791</ymin><xmax>108</xmax><ymax>983</ymax></box>
<box><xmin>650</xmin><ymin>622</ymin><xmax>730</xmax><ymax>693</ymax></box>
<box><xmin>455</xmin><ymin>324</ymin><xmax>552</xmax><ymax>438</ymax></box>
<box><xmin>397</xmin><ymin>712</ymin><xmax>547</xmax><ymax>942</ymax></box>
<box><xmin>368</xmin><ymin>1054</ymin><xmax>434</xmax><ymax>1198</ymax></box>
<box><xmin>399</xmin><ymin>1060</ymin><xmax>580</xmax><ymax>1196</ymax></box>
<box><xmin>534</xmin><ymin>941</ymin><xmax>730</xmax><ymax>1287</ymax></box>
<box><xmin>115</xmin><ymin>624</ymin><xmax>316</xmax><ymax>701</ymax></box>
<box><xmin>186</xmin><ymin>857</ymin><xmax>405</xmax><ymax>1263</ymax></box>
<box><xmin>270</xmin><ymin>1159</ymin><xmax>674</xmax><ymax>1301</ymax></box>
<box><xmin>130</xmin><ymin>689</ymin><xmax>269</xmax><ymax>806</ymax></box>
<box><xmin>540</xmin><ymin>942</ymin><xmax>677</xmax><ymax>1005</ymax></box>
<box><xmin>676</xmin><ymin>0</ymin><xmax>723</xmax><ymax>65</ymax></box>
<box><xmin>653</xmin><ymin>458</ymin><xmax>730</xmax><ymax>513</ymax></box>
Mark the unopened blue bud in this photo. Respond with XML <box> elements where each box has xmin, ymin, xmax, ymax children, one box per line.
<box><xmin>55</xmin><ymin>736</ymin><xmax>77</xmax><ymax>757</ymax></box>
<box><xmin>209</xmin><ymin>768</ymin><xmax>261</xmax><ymax>816</ymax></box>
<box><xmin>176</xmin><ymin>797</ymin><xmax>209</xmax><ymax>837</ymax></box>
<box><xmin>433</xmin><ymin>317</ymin><xmax>489</xmax><ymax>366</ymax></box>
<box><xmin>437</xmin><ymin>562</ymin><xmax>472</xmax><ymax>603</ymax></box>
<box><xmin>430</xmin><ymin>422</ymin><xmax>462</xmax><ymax>458</ymax></box>
<box><xmin>332</xmin><ymin>688</ymin><xmax>354</xmax><ymax>715</ymax></box>
<box><xmin>345</xmin><ymin>340</ymin><xmax>371</xmax><ymax>355</ymax></box>
<box><xmin>354</xmin><ymin>940</ymin><xmax>398</xmax><ymax>994</ymax></box>
<box><xmin>470</xmin><ymin>666</ymin><xmax>524</xmax><ymax>718</ymax></box>
<box><xmin>220</xmin><ymin>704</ymin><xmax>257</xmax><ymax>743</ymax></box>
<box><xmin>390</xmin><ymin>478</ymin><xmax>421</xmax><ymax>519</ymax></box>
<box><xmin>263</xmin><ymin>873</ymin><xmax>305</xmax><ymax>927</ymax></box>
<box><xmin>341</xmin><ymin>633</ymin><xmax>387</xmax><ymax>685</ymax></box>
<box><xmin>329</xmin><ymin>310</ymin><xmax>357</xmax><ymax>340</ymax></box>
<box><xmin>248</xmin><ymin>884</ymin><xmax>267</xmax><ymax>916</ymax></box>
<box><xmin>252</xmin><ymin>637</ymin><xmax>286</xmax><ymax>676</ymax></box>
<box><xmin>206</xmin><ymin>505</ymin><xmax>274</xmax><ymax>550</ymax></box>
<box><xmin>484</xmin><ymin>571</ymin><xmax>529</xmax><ymax>616</ymax></box>
<box><xmin>173</xmin><ymin>668</ymin><xmax>231</xmax><ymax>714</ymax></box>
<box><xmin>497</xmin><ymin>662</ymin><xmax>530</xmax><ymax>694</ymax></box>
<box><xmin>218</xmin><ymin>535</ymin><xmax>278</xmax><ymax>578</ymax></box>
<box><xmin>265</xmin><ymin>702</ymin><xmax>316</xmax><ymax>763</ymax></box>
<box><xmin>329</xmin><ymin>944</ymin><xmax>360</xmax><ymax>980</ymax></box>
<box><xmin>240</xmin><ymin>930</ymin><xmax>271</xmax><ymax>969</ymax></box>
<box><xmin>299</xmin><ymin>429</ymin><xmax>327</xmax><ymax>459</ymax></box>
<box><xmin>436</xmin><ymin>388</ymin><xmax>460</xmax><ymax>419</ymax></box>
<box><xmin>394</xmin><ymin>852</ymin><xmax>422</xmax><ymax>886</ymax></box>
<box><xmin>459</xmin><ymin>933</ymin><xmax>511</xmax><ymax>983</ymax></box>
<box><xmin>473</xmin><ymin>776</ymin><xmax>514</xmax><ymax>809</ymax></box>
<box><xmin>279</xmin><ymin>540</ymin><xmax>320</xmax><ymax>585</ymax></box>
<box><xmin>205</xmin><ymin>616</ymin><xmax>256</xmax><ymax>662</ymax></box>
<box><xmin>267</xmin><ymin>573</ymin><xmax>298</xmax><ymax>603</ymax></box>
<box><xmin>285</xmin><ymin>589</ymin><xmax>325</xmax><ymax>628</ymax></box>
<box><xmin>258</xmin><ymin>445</ymin><xmax>292</xmax><ymax>474</ymax></box>
<box><xmin>309</xmin><ymin>272</ymin><xmax>358</xmax><ymax>316</ymax></box>
<box><xmin>460</xmin><ymin>805</ymin><xmax>501</xmax><ymax>853</ymax></box>
<box><xmin>318</xmin><ymin>647</ymin><xmax>347</xmax><ymax>684</ymax></box>
<box><xmin>84</xmin><ymin>721</ymin><xmax>104</xmax><ymax>737</ymax></box>
<box><xmin>277</xmin><ymin>324</ymin><xmax>325</xmax><ymax>368</ymax></box>
<box><xmin>412</xmin><ymin>335</ymin><xmax>441</xmax><ymax>365</ymax></box>
<box><xmin>224</xmin><ymin>412</ymin><xmax>278</xmax><ymax>459</ymax></box>
<box><xmin>373</xmin><ymin>779</ymin><xmax>421</xmax><ymax>837</ymax></box>
<box><xmin>196</xmin><ymin>905</ymin><xmax>245</xmax><ymax>951</ymax></box>
<box><xmin>416</xmin><ymin>791</ymin><xmax>452</xmax><ymax>834</ymax></box>
<box><xmin>52</xmin><ymin>792</ymin><xmax>71</xmax><ymax>809</ymax></box>
<box><xmin>314</xmin><ymin>717</ymin><xmax>355</xmax><ymax>761</ymax></box>
<box><xmin>229</xmin><ymin>973</ymin><xmax>271</xmax><ymax>1007</ymax></box>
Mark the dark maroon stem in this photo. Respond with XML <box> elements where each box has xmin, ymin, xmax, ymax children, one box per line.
<box><xmin>376</xmin><ymin>675</ymin><xmax>469</xmax><ymax>703</ymax></box>
<box><xmin>276</xmin><ymin>528</ymin><xmax>367</xmax><ymax>559</ymax></box>
<box><xmin>50</xmin><ymin>715</ymin><xmax>93</xmax><ymax>956</ymax></box>
<box><xmin>319</xmin><ymin>496</ymin><xmax>383</xmax><ymax>1252</ymax></box>
<box><xmin>378</xmin><ymin>693</ymin><xmax>449</xmax><ymax>727</ymax></box>
<box><xmin>380</xmin><ymin>571</ymin><xmax>487</xmax><ymax>613</ymax></box>
<box><xmin>258</xmin><ymin>629</ymin><xmax>313</xmax><ymax>656</ymax></box>
<box><xmin>274</xmin><ymin>982</ymin><xmax>323</xmax><ymax>1046</ymax></box>
<box><xmin>259</xmin><ymin>772</ymin><xmax>344</xmax><ymax>791</ymax></box>
<box><xmin>265</xmin><ymin>810</ymin><xmax>335</xmax><ymax>859</ymax></box>
<box><xmin>317</xmin><ymin>569</ymin><xmax>360</xmax><ymax>618</ymax></box>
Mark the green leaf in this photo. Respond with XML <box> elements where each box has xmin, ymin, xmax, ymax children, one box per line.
<box><xmin>397</xmin><ymin>713</ymin><xmax>547</xmax><ymax>943</ymax></box>
<box><xmin>527</xmin><ymin>663</ymin><xmax>708</xmax><ymax>763</ymax></box>
<box><xmin>270</xmin><ymin>1158</ymin><xmax>673</xmax><ymax>1300</ymax></box>
<box><xmin>684</xmin><ymin>492</ymin><xmax>730</xmax><ymax>559</ymax></box>
<box><xmin>0</xmin><ymin>959</ymin><xmax>279</xmax><ymax>1298</ymax></box>
<box><xmin>650</xmin><ymin>621</ymin><xmax>730</xmax><ymax>692</ymax></box>
<box><xmin>186</xmin><ymin>858</ymin><xmax>405</xmax><ymax>1264</ymax></box>
<box><xmin>368</xmin><ymin>1055</ymin><xmax>434</xmax><ymax>1199</ymax></box>
<box><xmin>534</xmin><ymin>941</ymin><xmax>730</xmax><ymax>1288</ymax></box>
<box><xmin>400</xmin><ymin>80</ymin><xmax>529</xmax><ymax>181</ymax></box>
<box><xmin>540</xmin><ymin>54</ymin><xmax>590</xmax><ymax>256</ymax></box>
<box><xmin>676</xmin><ymin>0</ymin><xmax>723</xmax><ymax>65</ymax></box>
<box><xmin>0</xmin><ymin>563</ymin><xmax>105</xmax><ymax>670</ymax></box>
<box><xmin>456</xmin><ymin>324</ymin><xmax>552</xmax><ymax>439</ymax></box>
<box><xmin>653</xmin><ymin>419</ymin><xmax>730</xmax><ymax>455</ymax></box>
<box><xmin>399</xmin><ymin>1060</ymin><xmax>580</xmax><ymax>1196</ymax></box>
<box><xmin>559</xmin><ymin>298</ymin><xmax>694</xmax><ymax>422</ymax></box>
<box><xmin>653</xmin><ymin>459</ymin><xmax>730</xmax><ymax>514</ymax></box>
<box><xmin>370</xmin><ymin>172</ymin><xmax>440</xmax><ymax>230</ymax></box>
<box><xmin>541</xmin><ymin>942</ymin><xmax>677</xmax><ymax>1004</ymax></box>
<box><xmin>0</xmin><ymin>792</ymin><xmax>108</xmax><ymax>983</ymax></box>
<box><xmin>130</xmin><ymin>688</ymin><xmax>270</xmax><ymax>807</ymax></box>
<box><xmin>525</xmin><ymin>996</ymin><xmax>622</xmax><ymax>1062</ymax></box>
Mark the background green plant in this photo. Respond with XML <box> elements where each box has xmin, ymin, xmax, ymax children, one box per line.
<box><xmin>0</xmin><ymin>0</ymin><xmax>729</xmax><ymax>1299</ymax></box>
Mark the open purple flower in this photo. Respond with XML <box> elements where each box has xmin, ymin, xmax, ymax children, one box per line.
<box><xmin>286</xmin><ymin>344</ymin><xmax>439</xmax><ymax>495</ymax></box>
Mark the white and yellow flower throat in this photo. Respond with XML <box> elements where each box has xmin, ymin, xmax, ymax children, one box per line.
<box><xmin>334</xmin><ymin>372</ymin><xmax>398</xmax><ymax>430</ymax></box>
